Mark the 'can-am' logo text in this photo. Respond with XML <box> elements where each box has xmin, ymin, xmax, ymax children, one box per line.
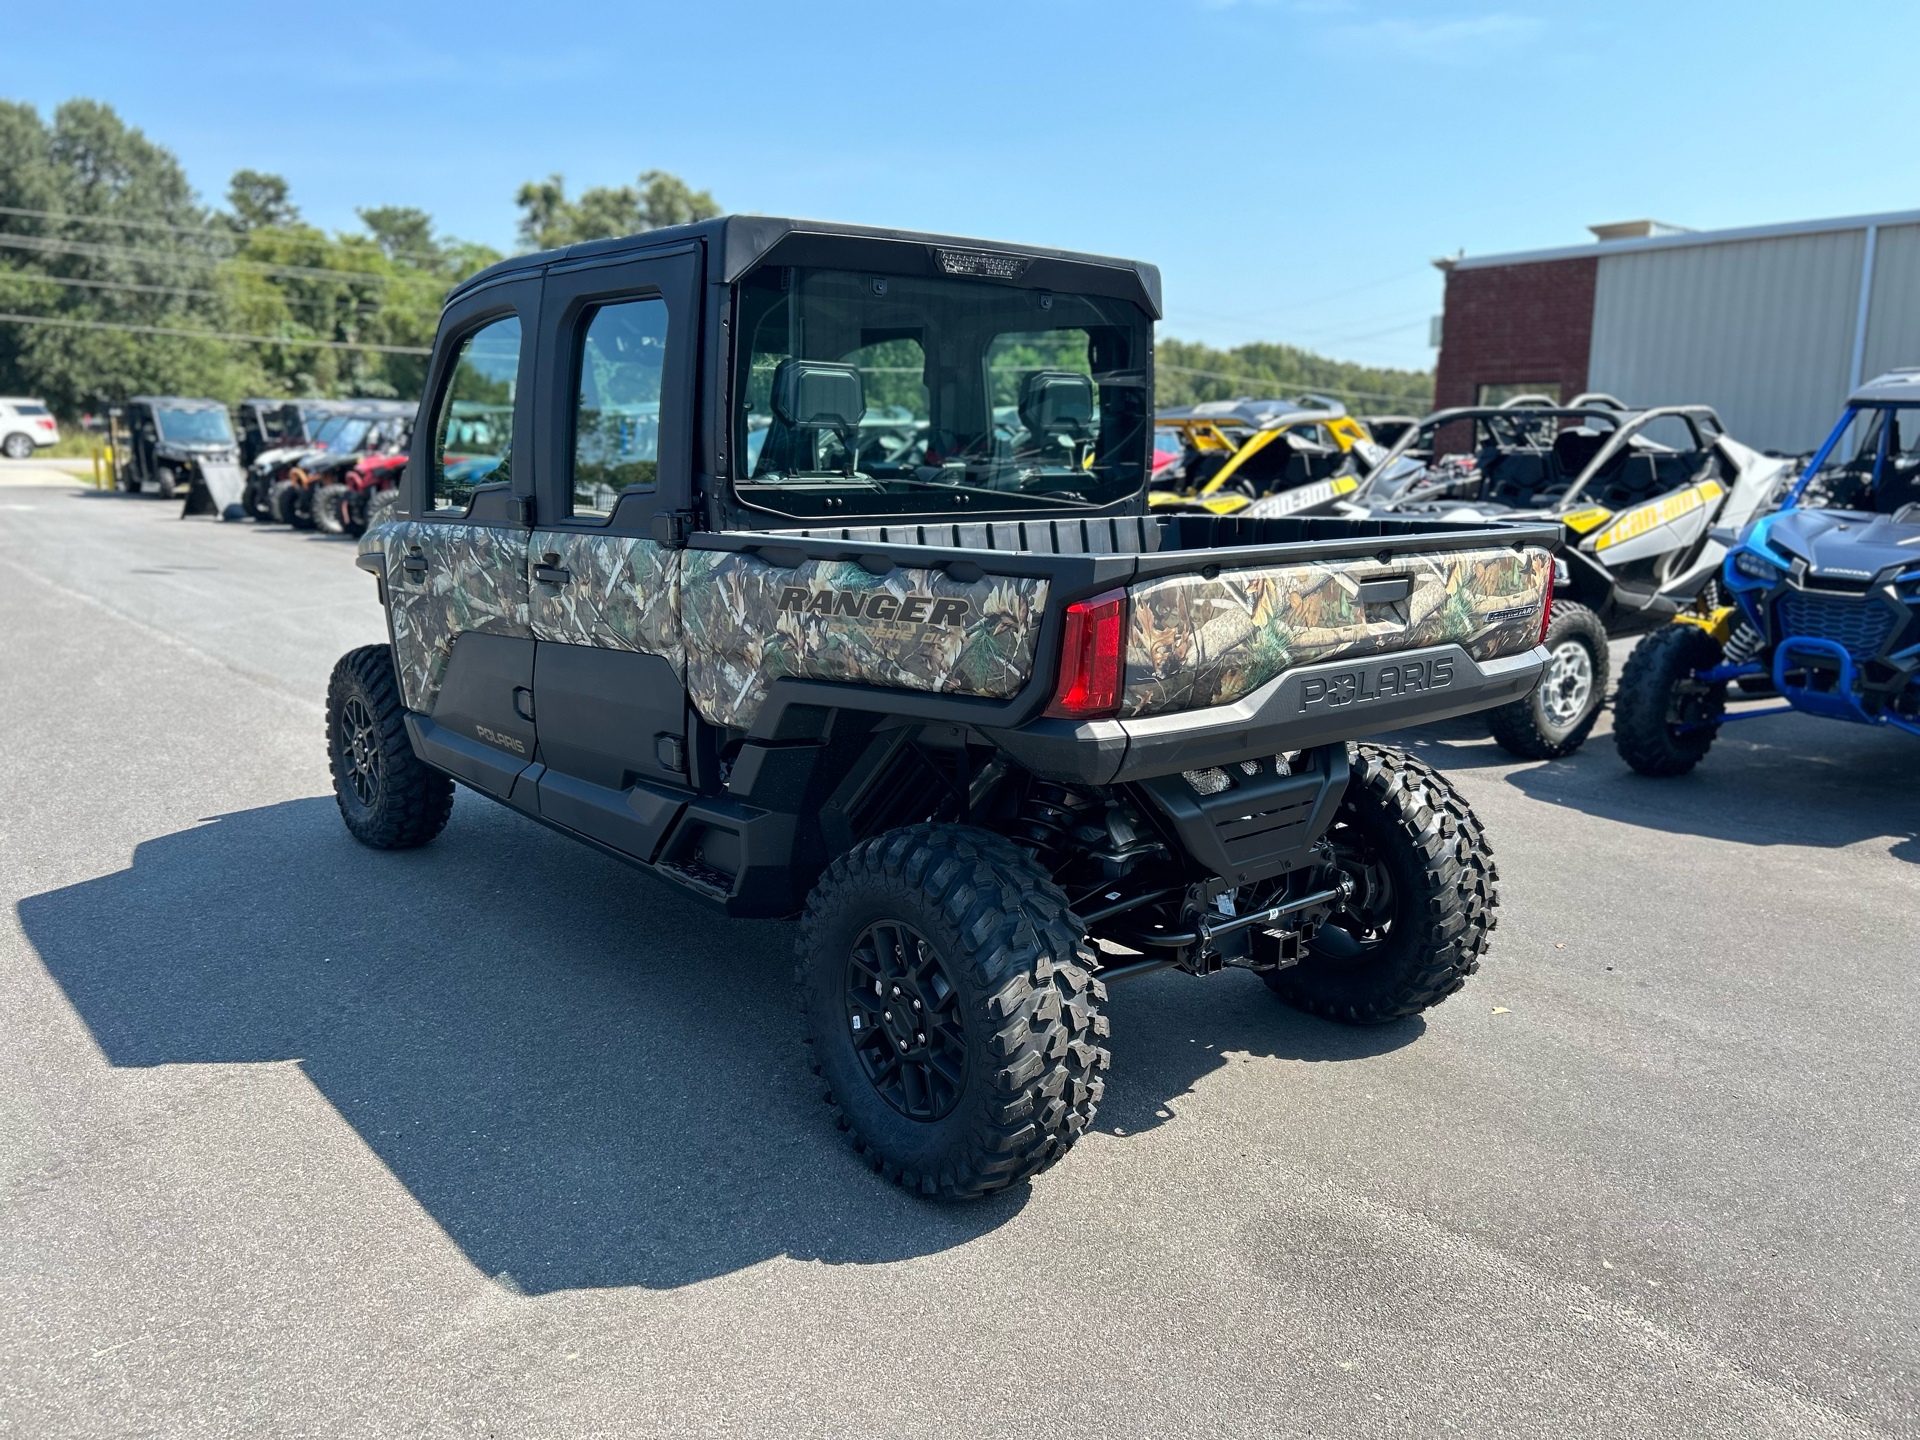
<box><xmin>778</xmin><ymin>586</ymin><xmax>972</xmax><ymax>627</ymax></box>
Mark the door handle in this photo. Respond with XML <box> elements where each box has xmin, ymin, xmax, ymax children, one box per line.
<box><xmin>402</xmin><ymin>554</ymin><xmax>428</xmax><ymax>577</ymax></box>
<box><xmin>1355</xmin><ymin>577</ymin><xmax>1411</xmax><ymax>604</ymax></box>
<box><xmin>534</xmin><ymin>563</ymin><xmax>572</xmax><ymax>586</ymax></box>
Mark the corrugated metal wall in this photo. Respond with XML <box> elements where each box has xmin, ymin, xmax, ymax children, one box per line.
<box><xmin>1586</xmin><ymin>230</ymin><xmax>1867</xmax><ymax>453</ymax></box>
<box><xmin>1860</xmin><ymin>222</ymin><xmax>1920</xmax><ymax>381</ymax></box>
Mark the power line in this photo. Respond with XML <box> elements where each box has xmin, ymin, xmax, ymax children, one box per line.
<box><xmin>0</xmin><ymin>231</ymin><xmax>448</xmax><ymax>296</ymax></box>
<box><xmin>0</xmin><ymin>203</ymin><xmax>451</xmax><ymax>266</ymax></box>
<box><xmin>0</xmin><ymin>271</ymin><xmax>225</xmax><ymax>303</ymax></box>
<box><xmin>0</xmin><ymin>311</ymin><xmax>432</xmax><ymax>355</ymax></box>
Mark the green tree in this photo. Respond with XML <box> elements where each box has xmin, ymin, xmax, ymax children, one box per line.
<box><xmin>1154</xmin><ymin>336</ymin><xmax>1432</xmax><ymax>417</ymax></box>
<box><xmin>513</xmin><ymin>169</ymin><xmax>721</xmax><ymax>250</ymax></box>
<box><xmin>0</xmin><ymin>100</ymin><xmax>250</xmax><ymax>414</ymax></box>
<box><xmin>226</xmin><ymin>169</ymin><xmax>299</xmax><ymax>231</ymax></box>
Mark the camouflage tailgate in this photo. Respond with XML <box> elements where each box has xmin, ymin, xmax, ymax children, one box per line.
<box><xmin>1123</xmin><ymin>545</ymin><xmax>1550</xmax><ymax>716</ymax></box>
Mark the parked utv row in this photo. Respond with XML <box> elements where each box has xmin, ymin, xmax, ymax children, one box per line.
<box><xmin>106</xmin><ymin>394</ymin><xmax>416</xmax><ymax>537</ymax></box>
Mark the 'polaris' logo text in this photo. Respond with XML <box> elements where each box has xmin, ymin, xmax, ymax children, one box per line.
<box><xmin>1299</xmin><ymin>656</ymin><xmax>1454</xmax><ymax>713</ymax></box>
<box><xmin>475</xmin><ymin>724</ymin><xmax>527</xmax><ymax>755</ymax></box>
<box><xmin>778</xmin><ymin>586</ymin><xmax>972</xmax><ymax>627</ymax></box>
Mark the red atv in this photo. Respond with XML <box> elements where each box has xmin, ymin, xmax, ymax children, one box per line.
<box><xmin>314</xmin><ymin>450</ymin><xmax>408</xmax><ymax>537</ymax></box>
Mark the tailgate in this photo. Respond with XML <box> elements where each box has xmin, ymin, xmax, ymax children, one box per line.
<box><xmin>1123</xmin><ymin>543</ymin><xmax>1552</xmax><ymax>717</ymax></box>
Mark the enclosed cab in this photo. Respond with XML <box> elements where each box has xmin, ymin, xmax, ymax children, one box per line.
<box><xmin>328</xmin><ymin>216</ymin><xmax>1557</xmax><ymax>1198</ymax></box>
<box><xmin>111</xmin><ymin>397</ymin><xmax>246</xmax><ymax>517</ymax></box>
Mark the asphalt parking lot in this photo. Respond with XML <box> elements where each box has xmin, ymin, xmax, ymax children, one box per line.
<box><xmin>1</xmin><ymin>474</ymin><xmax>1915</xmax><ymax>1439</ymax></box>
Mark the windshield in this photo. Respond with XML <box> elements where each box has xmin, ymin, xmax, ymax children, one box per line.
<box><xmin>732</xmin><ymin>265</ymin><xmax>1150</xmax><ymax>518</ymax></box>
<box><xmin>155</xmin><ymin>407</ymin><xmax>233</xmax><ymax>444</ymax></box>
<box><xmin>1803</xmin><ymin>406</ymin><xmax>1920</xmax><ymax>512</ymax></box>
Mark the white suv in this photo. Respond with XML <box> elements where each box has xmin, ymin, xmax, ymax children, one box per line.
<box><xmin>0</xmin><ymin>398</ymin><xmax>60</xmax><ymax>458</ymax></box>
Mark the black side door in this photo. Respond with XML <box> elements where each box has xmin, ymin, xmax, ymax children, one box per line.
<box><xmin>524</xmin><ymin>243</ymin><xmax>702</xmax><ymax>862</ymax></box>
<box><xmin>384</xmin><ymin>272</ymin><xmax>542</xmax><ymax>801</ymax></box>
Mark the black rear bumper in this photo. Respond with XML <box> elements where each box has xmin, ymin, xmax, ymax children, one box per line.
<box><xmin>986</xmin><ymin>642</ymin><xmax>1548</xmax><ymax>784</ymax></box>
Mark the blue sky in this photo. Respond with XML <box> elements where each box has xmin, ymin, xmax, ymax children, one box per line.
<box><xmin>13</xmin><ymin>0</ymin><xmax>1920</xmax><ymax>370</ymax></box>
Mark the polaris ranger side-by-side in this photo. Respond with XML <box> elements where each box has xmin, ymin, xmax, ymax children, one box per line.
<box><xmin>331</xmin><ymin>217</ymin><xmax>1556</xmax><ymax>1198</ymax></box>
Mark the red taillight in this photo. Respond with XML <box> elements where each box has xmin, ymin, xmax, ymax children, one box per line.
<box><xmin>1537</xmin><ymin>562</ymin><xmax>1555</xmax><ymax>644</ymax></box>
<box><xmin>1045</xmin><ymin>587</ymin><xmax>1128</xmax><ymax>719</ymax></box>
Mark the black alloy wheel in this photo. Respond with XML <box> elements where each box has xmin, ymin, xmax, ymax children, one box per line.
<box><xmin>1313</xmin><ymin>826</ymin><xmax>1397</xmax><ymax>961</ymax></box>
<box><xmin>844</xmin><ymin>921</ymin><xmax>969</xmax><ymax>1121</ymax></box>
<box><xmin>1260</xmin><ymin>744</ymin><xmax>1498</xmax><ymax>1024</ymax></box>
<box><xmin>338</xmin><ymin>694</ymin><xmax>383</xmax><ymax>807</ymax></box>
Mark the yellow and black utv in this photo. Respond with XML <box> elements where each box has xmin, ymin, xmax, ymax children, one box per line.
<box><xmin>1148</xmin><ymin>396</ymin><xmax>1378</xmax><ymax>514</ymax></box>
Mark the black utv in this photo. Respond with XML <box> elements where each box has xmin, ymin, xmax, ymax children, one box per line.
<box><xmin>110</xmin><ymin>397</ymin><xmax>247</xmax><ymax>518</ymax></box>
<box><xmin>329</xmin><ymin>216</ymin><xmax>1556</xmax><ymax>1198</ymax></box>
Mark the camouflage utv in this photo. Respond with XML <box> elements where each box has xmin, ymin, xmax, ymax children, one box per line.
<box><xmin>330</xmin><ymin>217</ymin><xmax>1558</xmax><ymax>1199</ymax></box>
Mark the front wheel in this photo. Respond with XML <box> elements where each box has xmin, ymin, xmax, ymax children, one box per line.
<box><xmin>1263</xmin><ymin>744</ymin><xmax>1498</xmax><ymax>1025</ymax></box>
<box><xmin>326</xmin><ymin>645</ymin><xmax>454</xmax><ymax>848</ymax></box>
<box><xmin>268</xmin><ymin>479</ymin><xmax>301</xmax><ymax>524</ymax></box>
<box><xmin>1612</xmin><ymin>625</ymin><xmax>1727</xmax><ymax>777</ymax></box>
<box><xmin>1484</xmin><ymin>600</ymin><xmax>1610</xmax><ymax>759</ymax></box>
<box><xmin>797</xmin><ymin>824</ymin><xmax>1110</xmax><ymax>1199</ymax></box>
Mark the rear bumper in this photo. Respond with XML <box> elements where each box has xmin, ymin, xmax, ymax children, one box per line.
<box><xmin>987</xmin><ymin>642</ymin><xmax>1548</xmax><ymax>784</ymax></box>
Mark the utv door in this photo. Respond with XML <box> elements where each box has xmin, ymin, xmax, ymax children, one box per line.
<box><xmin>523</xmin><ymin>244</ymin><xmax>702</xmax><ymax>862</ymax></box>
<box><xmin>386</xmin><ymin>274</ymin><xmax>542</xmax><ymax>801</ymax></box>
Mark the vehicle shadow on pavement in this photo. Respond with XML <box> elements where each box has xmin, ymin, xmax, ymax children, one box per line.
<box><xmin>1094</xmin><ymin>974</ymin><xmax>1423</xmax><ymax>1137</ymax></box>
<box><xmin>1496</xmin><ymin>717</ymin><xmax>1920</xmax><ymax>859</ymax></box>
<box><xmin>18</xmin><ymin>797</ymin><xmax>1048</xmax><ymax>1295</ymax></box>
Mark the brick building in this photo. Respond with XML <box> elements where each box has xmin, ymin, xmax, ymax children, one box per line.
<box><xmin>1433</xmin><ymin>211</ymin><xmax>1920</xmax><ymax>453</ymax></box>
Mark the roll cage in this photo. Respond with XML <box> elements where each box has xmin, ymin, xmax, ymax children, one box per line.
<box><xmin>1358</xmin><ymin>402</ymin><xmax>1731</xmax><ymax>514</ymax></box>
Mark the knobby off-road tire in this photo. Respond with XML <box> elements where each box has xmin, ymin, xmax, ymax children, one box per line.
<box><xmin>268</xmin><ymin>479</ymin><xmax>301</xmax><ymax>525</ymax></box>
<box><xmin>797</xmin><ymin>824</ymin><xmax>1110</xmax><ymax>1200</ymax></box>
<box><xmin>1484</xmin><ymin>600</ymin><xmax>1610</xmax><ymax>759</ymax></box>
<box><xmin>326</xmin><ymin>645</ymin><xmax>453</xmax><ymax>849</ymax></box>
<box><xmin>1264</xmin><ymin>744</ymin><xmax>1497</xmax><ymax>1025</ymax></box>
<box><xmin>1613</xmin><ymin>624</ymin><xmax>1727</xmax><ymax>777</ymax></box>
<box><xmin>311</xmin><ymin>483</ymin><xmax>349</xmax><ymax>534</ymax></box>
<box><xmin>154</xmin><ymin>466</ymin><xmax>178</xmax><ymax>500</ymax></box>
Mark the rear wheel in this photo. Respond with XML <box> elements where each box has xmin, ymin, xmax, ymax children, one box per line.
<box><xmin>797</xmin><ymin>824</ymin><xmax>1109</xmax><ymax>1199</ymax></box>
<box><xmin>2</xmin><ymin>433</ymin><xmax>32</xmax><ymax>459</ymax></box>
<box><xmin>1263</xmin><ymin>744</ymin><xmax>1497</xmax><ymax>1025</ymax></box>
<box><xmin>1612</xmin><ymin>624</ymin><xmax>1727</xmax><ymax>776</ymax></box>
<box><xmin>1484</xmin><ymin>600</ymin><xmax>1610</xmax><ymax>759</ymax></box>
<box><xmin>326</xmin><ymin>645</ymin><xmax>454</xmax><ymax>849</ymax></box>
<box><xmin>311</xmin><ymin>483</ymin><xmax>348</xmax><ymax>534</ymax></box>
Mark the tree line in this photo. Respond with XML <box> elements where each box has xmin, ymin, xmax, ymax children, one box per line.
<box><xmin>0</xmin><ymin>97</ymin><xmax>1429</xmax><ymax>422</ymax></box>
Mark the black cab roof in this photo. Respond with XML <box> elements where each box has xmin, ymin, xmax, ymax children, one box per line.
<box><xmin>445</xmin><ymin>214</ymin><xmax>1163</xmax><ymax>320</ymax></box>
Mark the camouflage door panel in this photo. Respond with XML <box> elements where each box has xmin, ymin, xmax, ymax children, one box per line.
<box><xmin>527</xmin><ymin>530</ymin><xmax>684</xmax><ymax>679</ymax></box>
<box><xmin>680</xmin><ymin>551</ymin><xmax>1049</xmax><ymax>729</ymax></box>
<box><xmin>381</xmin><ymin>521</ymin><xmax>533</xmax><ymax>713</ymax></box>
<box><xmin>1124</xmin><ymin>545</ymin><xmax>1551</xmax><ymax>717</ymax></box>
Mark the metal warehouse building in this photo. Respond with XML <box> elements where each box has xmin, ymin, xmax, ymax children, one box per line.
<box><xmin>1433</xmin><ymin>210</ymin><xmax>1920</xmax><ymax>454</ymax></box>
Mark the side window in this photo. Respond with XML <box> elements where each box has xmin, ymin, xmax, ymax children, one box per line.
<box><xmin>571</xmin><ymin>297</ymin><xmax>669</xmax><ymax>517</ymax></box>
<box><xmin>431</xmin><ymin>314</ymin><xmax>521</xmax><ymax>512</ymax></box>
